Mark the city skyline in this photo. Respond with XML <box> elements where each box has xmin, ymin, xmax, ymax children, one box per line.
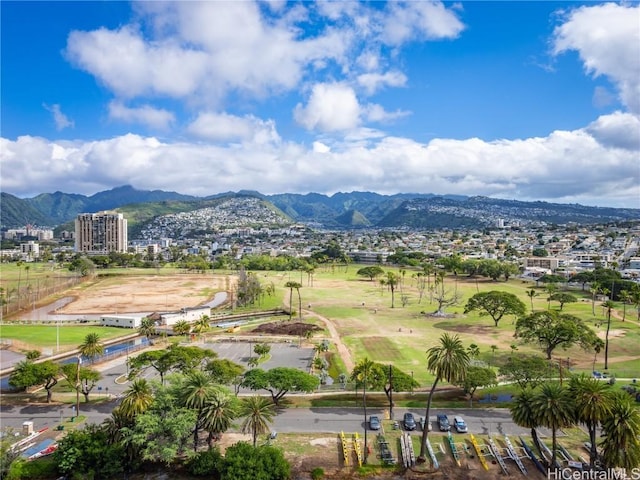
<box><xmin>1</xmin><ymin>1</ymin><xmax>639</xmax><ymax>208</ymax></box>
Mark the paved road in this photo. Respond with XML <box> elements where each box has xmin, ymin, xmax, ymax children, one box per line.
<box><xmin>0</xmin><ymin>400</ymin><xmax>535</xmax><ymax>438</ymax></box>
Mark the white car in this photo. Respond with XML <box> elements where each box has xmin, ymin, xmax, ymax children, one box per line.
<box><xmin>453</xmin><ymin>416</ymin><xmax>468</xmax><ymax>433</ymax></box>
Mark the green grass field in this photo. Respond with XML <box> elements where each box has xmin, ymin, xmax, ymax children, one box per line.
<box><xmin>2</xmin><ymin>264</ymin><xmax>639</xmax><ymax>385</ymax></box>
<box><xmin>0</xmin><ymin>324</ymin><xmax>128</xmax><ymax>351</ymax></box>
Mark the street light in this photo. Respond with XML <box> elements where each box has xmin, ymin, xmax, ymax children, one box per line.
<box><xmin>411</xmin><ymin>371</ymin><xmax>414</xmax><ymax>395</ymax></box>
<box><xmin>75</xmin><ymin>355</ymin><xmax>82</xmax><ymax>418</ymax></box>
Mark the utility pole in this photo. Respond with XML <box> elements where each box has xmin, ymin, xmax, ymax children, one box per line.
<box><xmin>388</xmin><ymin>364</ymin><xmax>393</xmax><ymax>420</ymax></box>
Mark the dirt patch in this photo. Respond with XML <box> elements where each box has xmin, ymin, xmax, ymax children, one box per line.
<box><xmin>56</xmin><ymin>275</ymin><xmax>230</xmax><ymax>314</ymax></box>
<box><xmin>252</xmin><ymin>322</ymin><xmax>323</xmax><ymax>337</ymax></box>
<box><xmin>597</xmin><ymin>329</ymin><xmax>626</xmax><ymax>340</ymax></box>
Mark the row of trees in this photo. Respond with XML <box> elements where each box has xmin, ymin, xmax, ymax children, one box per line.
<box><xmin>414</xmin><ymin>333</ymin><xmax>640</xmax><ymax>471</ymax></box>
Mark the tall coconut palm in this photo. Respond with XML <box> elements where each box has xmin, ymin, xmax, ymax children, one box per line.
<box><xmin>510</xmin><ymin>388</ymin><xmax>546</xmax><ymax>464</ymax></box>
<box><xmin>117</xmin><ymin>378</ymin><xmax>154</xmax><ymax>420</ymax></box>
<box><xmin>531</xmin><ymin>382</ymin><xmax>574</xmax><ymax>468</ymax></box>
<box><xmin>284</xmin><ymin>281</ymin><xmax>302</xmax><ymax>321</ymax></box>
<box><xmin>181</xmin><ymin>370</ymin><xmax>217</xmax><ymax>451</ymax></box>
<box><xmin>418</xmin><ymin>333</ymin><xmax>469</xmax><ymax>462</ymax></box>
<box><xmin>351</xmin><ymin>358</ymin><xmax>378</xmax><ymax>464</ymax></box>
<box><xmin>201</xmin><ymin>389</ymin><xmax>237</xmax><ymax>448</ymax></box>
<box><xmin>240</xmin><ymin>396</ymin><xmax>275</xmax><ymax>447</ymax></box>
<box><xmin>76</xmin><ymin>333</ymin><xmax>104</xmax><ymax>416</ymax></box>
<box><xmin>526</xmin><ymin>288</ymin><xmax>537</xmax><ymax>312</ymax></box>
<box><xmin>568</xmin><ymin>374</ymin><xmax>613</xmax><ymax>469</ymax></box>
<box><xmin>590</xmin><ymin>281</ymin><xmax>602</xmax><ymax>316</ymax></box>
<box><xmin>619</xmin><ymin>290</ymin><xmax>631</xmax><ymax>322</ymax></box>
<box><xmin>382</xmin><ymin>272</ymin><xmax>400</xmax><ymax>308</ymax></box>
<box><xmin>603</xmin><ymin>300</ymin><xmax>614</xmax><ymax>370</ymax></box>
<box><xmin>600</xmin><ymin>391</ymin><xmax>640</xmax><ymax>469</ymax></box>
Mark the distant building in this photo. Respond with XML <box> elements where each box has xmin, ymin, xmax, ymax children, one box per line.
<box><xmin>524</xmin><ymin>257</ymin><xmax>559</xmax><ymax>271</ymax></box>
<box><xmin>20</xmin><ymin>241</ymin><xmax>40</xmax><ymax>260</ymax></box>
<box><xmin>100</xmin><ymin>314</ymin><xmax>143</xmax><ymax>328</ymax></box>
<box><xmin>75</xmin><ymin>211</ymin><xmax>128</xmax><ymax>254</ymax></box>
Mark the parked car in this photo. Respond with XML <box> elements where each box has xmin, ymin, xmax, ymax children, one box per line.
<box><xmin>369</xmin><ymin>415</ymin><xmax>381</xmax><ymax>430</ymax></box>
<box><xmin>418</xmin><ymin>417</ymin><xmax>432</xmax><ymax>431</ymax></box>
<box><xmin>453</xmin><ymin>416</ymin><xmax>468</xmax><ymax>433</ymax></box>
<box><xmin>403</xmin><ymin>412</ymin><xmax>417</xmax><ymax>431</ymax></box>
<box><xmin>437</xmin><ymin>414</ymin><xmax>450</xmax><ymax>431</ymax></box>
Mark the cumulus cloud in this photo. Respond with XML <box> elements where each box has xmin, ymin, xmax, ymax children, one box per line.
<box><xmin>380</xmin><ymin>1</ymin><xmax>465</xmax><ymax>45</ymax></box>
<box><xmin>294</xmin><ymin>83</ymin><xmax>361</xmax><ymax>132</ymax></box>
<box><xmin>552</xmin><ymin>3</ymin><xmax>640</xmax><ymax>114</ymax></box>
<box><xmin>108</xmin><ymin>102</ymin><xmax>175</xmax><ymax>130</ymax></box>
<box><xmin>2</xmin><ymin>115</ymin><xmax>638</xmax><ymax>207</ymax></box>
<box><xmin>42</xmin><ymin>104</ymin><xmax>74</xmax><ymax>131</ymax></box>
<box><xmin>585</xmin><ymin>112</ymin><xmax>640</xmax><ymax>151</ymax></box>
<box><xmin>186</xmin><ymin>112</ymin><xmax>280</xmax><ymax>145</ymax></box>
<box><xmin>357</xmin><ymin>71</ymin><xmax>407</xmax><ymax>95</ymax></box>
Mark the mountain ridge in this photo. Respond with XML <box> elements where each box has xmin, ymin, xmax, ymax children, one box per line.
<box><xmin>1</xmin><ymin>185</ymin><xmax>638</xmax><ymax>231</ymax></box>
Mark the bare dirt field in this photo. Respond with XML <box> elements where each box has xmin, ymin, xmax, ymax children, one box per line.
<box><xmin>56</xmin><ymin>274</ymin><xmax>231</xmax><ymax>314</ymax></box>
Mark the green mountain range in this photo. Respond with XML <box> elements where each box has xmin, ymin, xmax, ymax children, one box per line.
<box><xmin>1</xmin><ymin>185</ymin><xmax>638</xmax><ymax>233</ymax></box>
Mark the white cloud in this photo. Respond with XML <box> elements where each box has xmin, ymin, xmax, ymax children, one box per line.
<box><xmin>312</xmin><ymin>141</ymin><xmax>330</xmax><ymax>153</ymax></box>
<box><xmin>108</xmin><ymin>102</ymin><xmax>175</xmax><ymax>130</ymax></box>
<box><xmin>552</xmin><ymin>3</ymin><xmax>640</xmax><ymax>114</ymax></box>
<box><xmin>187</xmin><ymin>112</ymin><xmax>280</xmax><ymax>145</ymax></box>
<box><xmin>585</xmin><ymin>111</ymin><xmax>640</xmax><ymax>151</ymax></box>
<box><xmin>364</xmin><ymin>104</ymin><xmax>411</xmax><ymax>123</ymax></box>
<box><xmin>294</xmin><ymin>83</ymin><xmax>361</xmax><ymax>132</ymax></box>
<box><xmin>380</xmin><ymin>1</ymin><xmax>465</xmax><ymax>45</ymax></box>
<box><xmin>42</xmin><ymin>104</ymin><xmax>74</xmax><ymax>131</ymax></box>
<box><xmin>3</xmin><ymin>116</ymin><xmax>638</xmax><ymax>207</ymax></box>
<box><xmin>357</xmin><ymin>71</ymin><xmax>407</xmax><ymax>95</ymax></box>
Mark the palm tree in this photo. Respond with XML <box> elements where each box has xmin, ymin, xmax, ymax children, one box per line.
<box><xmin>600</xmin><ymin>391</ymin><xmax>640</xmax><ymax>469</ymax></box>
<box><xmin>173</xmin><ymin>320</ymin><xmax>191</xmax><ymax>336</ymax></box>
<box><xmin>181</xmin><ymin>370</ymin><xmax>217</xmax><ymax>451</ymax></box>
<box><xmin>76</xmin><ymin>333</ymin><xmax>104</xmax><ymax>416</ymax></box>
<box><xmin>618</xmin><ymin>290</ymin><xmax>631</xmax><ymax>322</ymax></box>
<box><xmin>418</xmin><ymin>333</ymin><xmax>469</xmax><ymax>462</ymax></box>
<box><xmin>568</xmin><ymin>374</ymin><xmax>613</xmax><ymax>469</ymax></box>
<box><xmin>526</xmin><ymin>288</ymin><xmax>537</xmax><ymax>312</ymax></box>
<box><xmin>192</xmin><ymin>315</ymin><xmax>211</xmax><ymax>339</ymax></box>
<box><xmin>201</xmin><ymin>389</ymin><xmax>237</xmax><ymax>448</ymax></box>
<box><xmin>117</xmin><ymin>378</ymin><xmax>154</xmax><ymax>420</ymax></box>
<box><xmin>240</xmin><ymin>396</ymin><xmax>275</xmax><ymax>447</ymax></box>
<box><xmin>352</xmin><ymin>358</ymin><xmax>376</xmax><ymax>464</ymax></box>
<box><xmin>531</xmin><ymin>382</ymin><xmax>574</xmax><ymax>467</ymax></box>
<box><xmin>284</xmin><ymin>281</ymin><xmax>301</xmax><ymax>321</ymax></box>
<box><xmin>139</xmin><ymin>317</ymin><xmax>156</xmax><ymax>343</ymax></box>
<box><xmin>603</xmin><ymin>300</ymin><xmax>614</xmax><ymax>370</ymax></box>
<box><xmin>381</xmin><ymin>271</ymin><xmax>400</xmax><ymax>308</ymax></box>
<box><xmin>510</xmin><ymin>388</ymin><xmax>546</xmax><ymax>464</ymax></box>
<box><xmin>590</xmin><ymin>281</ymin><xmax>602</xmax><ymax>316</ymax></box>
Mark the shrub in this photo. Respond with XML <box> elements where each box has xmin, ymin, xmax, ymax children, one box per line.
<box><xmin>186</xmin><ymin>448</ymin><xmax>224</xmax><ymax>477</ymax></box>
<box><xmin>311</xmin><ymin>466</ymin><xmax>324</xmax><ymax>479</ymax></box>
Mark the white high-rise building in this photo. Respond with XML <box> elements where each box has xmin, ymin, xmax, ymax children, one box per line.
<box><xmin>75</xmin><ymin>212</ymin><xmax>128</xmax><ymax>254</ymax></box>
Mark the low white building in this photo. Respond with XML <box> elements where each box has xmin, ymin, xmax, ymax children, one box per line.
<box><xmin>101</xmin><ymin>314</ymin><xmax>144</xmax><ymax>328</ymax></box>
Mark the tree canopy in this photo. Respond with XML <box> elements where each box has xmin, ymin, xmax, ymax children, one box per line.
<box><xmin>515</xmin><ymin>311</ymin><xmax>600</xmax><ymax>359</ymax></box>
<box><xmin>454</xmin><ymin>366</ymin><xmax>497</xmax><ymax>406</ymax></box>
<box><xmin>464</xmin><ymin>290</ymin><xmax>526</xmax><ymax>326</ymax></box>
<box><xmin>242</xmin><ymin>367</ymin><xmax>319</xmax><ymax>405</ymax></box>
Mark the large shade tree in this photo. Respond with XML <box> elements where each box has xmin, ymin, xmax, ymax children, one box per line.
<box><xmin>242</xmin><ymin>367</ymin><xmax>319</xmax><ymax>406</ymax></box>
<box><xmin>418</xmin><ymin>333</ymin><xmax>469</xmax><ymax>462</ymax></box>
<box><xmin>514</xmin><ymin>311</ymin><xmax>600</xmax><ymax>360</ymax></box>
<box><xmin>464</xmin><ymin>291</ymin><xmax>526</xmax><ymax>327</ymax></box>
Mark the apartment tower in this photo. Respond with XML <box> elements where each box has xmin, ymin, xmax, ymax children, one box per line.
<box><xmin>75</xmin><ymin>211</ymin><xmax>128</xmax><ymax>254</ymax></box>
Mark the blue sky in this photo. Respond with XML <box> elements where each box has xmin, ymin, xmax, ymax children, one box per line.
<box><xmin>1</xmin><ymin>1</ymin><xmax>639</xmax><ymax>208</ymax></box>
